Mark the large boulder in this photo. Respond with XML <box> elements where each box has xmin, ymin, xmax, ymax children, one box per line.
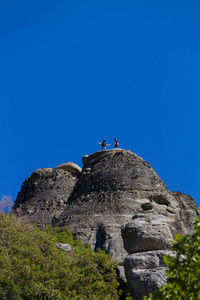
<box><xmin>123</xmin><ymin>249</ymin><xmax>176</xmax><ymax>299</ymax></box>
<box><xmin>56</xmin><ymin>243</ymin><xmax>72</xmax><ymax>252</ymax></box>
<box><xmin>55</xmin><ymin>162</ymin><xmax>82</xmax><ymax>173</ymax></box>
<box><xmin>13</xmin><ymin>163</ymin><xmax>80</xmax><ymax>228</ymax></box>
<box><xmin>122</xmin><ymin>215</ymin><xmax>173</xmax><ymax>299</ymax></box>
<box><xmin>121</xmin><ymin>214</ymin><xmax>173</xmax><ymax>253</ymax></box>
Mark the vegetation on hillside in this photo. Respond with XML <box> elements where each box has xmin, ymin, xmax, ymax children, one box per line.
<box><xmin>0</xmin><ymin>212</ymin><xmax>119</xmax><ymax>299</ymax></box>
<box><xmin>2</xmin><ymin>195</ymin><xmax>199</xmax><ymax>300</ymax></box>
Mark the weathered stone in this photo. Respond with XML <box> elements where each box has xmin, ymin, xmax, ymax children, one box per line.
<box><xmin>13</xmin><ymin>150</ymin><xmax>198</xmax><ymax>298</ymax></box>
<box><xmin>124</xmin><ymin>250</ymin><xmax>174</xmax><ymax>270</ymax></box>
<box><xmin>141</xmin><ymin>202</ymin><xmax>153</xmax><ymax>210</ymax></box>
<box><xmin>55</xmin><ymin>149</ymin><xmax>169</xmax><ymax>266</ymax></box>
<box><xmin>13</xmin><ymin>167</ymin><xmax>79</xmax><ymax>228</ymax></box>
<box><xmin>55</xmin><ymin>162</ymin><xmax>82</xmax><ymax>173</ymax></box>
<box><xmin>53</xmin><ymin>150</ymin><xmax>198</xmax><ymax>280</ymax></box>
<box><xmin>121</xmin><ymin>214</ymin><xmax>173</xmax><ymax>253</ymax></box>
<box><xmin>82</xmin><ymin>148</ymin><xmax>124</xmax><ymax>166</ymax></box>
<box><xmin>124</xmin><ymin>250</ymin><xmax>174</xmax><ymax>299</ymax></box>
<box><xmin>56</xmin><ymin>243</ymin><xmax>71</xmax><ymax>252</ymax></box>
<box><xmin>126</xmin><ymin>267</ymin><xmax>167</xmax><ymax>300</ymax></box>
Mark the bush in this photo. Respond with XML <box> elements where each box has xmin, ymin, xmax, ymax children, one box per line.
<box><xmin>0</xmin><ymin>277</ymin><xmax>22</xmax><ymax>300</ymax></box>
<box><xmin>0</xmin><ymin>213</ymin><xmax>119</xmax><ymax>299</ymax></box>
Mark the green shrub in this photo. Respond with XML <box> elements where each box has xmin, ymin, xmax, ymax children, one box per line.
<box><xmin>0</xmin><ymin>212</ymin><xmax>119</xmax><ymax>299</ymax></box>
<box><xmin>0</xmin><ymin>277</ymin><xmax>22</xmax><ymax>300</ymax></box>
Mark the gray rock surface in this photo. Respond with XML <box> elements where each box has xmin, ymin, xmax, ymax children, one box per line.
<box><xmin>55</xmin><ymin>162</ymin><xmax>82</xmax><ymax>173</ymax></box>
<box><xmin>13</xmin><ymin>150</ymin><xmax>198</xmax><ymax>298</ymax></box>
<box><xmin>126</xmin><ymin>267</ymin><xmax>167</xmax><ymax>299</ymax></box>
<box><xmin>13</xmin><ymin>165</ymin><xmax>80</xmax><ymax>228</ymax></box>
<box><xmin>53</xmin><ymin>150</ymin><xmax>198</xmax><ymax>278</ymax></box>
<box><xmin>124</xmin><ymin>250</ymin><xmax>174</xmax><ymax>270</ymax></box>
<box><xmin>123</xmin><ymin>247</ymin><xmax>174</xmax><ymax>299</ymax></box>
<box><xmin>121</xmin><ymin>214</ymin><xmax>173</xmax><ymax>253</ymax></box>
<box><xmin>56</xmin><ymin>243</ymin><xmax>72</xmax><ymax>252</ymax></box>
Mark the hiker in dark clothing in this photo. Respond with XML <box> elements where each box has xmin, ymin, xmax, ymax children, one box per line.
<box><xmin>114</xmin><ymin>138</ymin><xmax>119</xmax><ymax>148</ymax></box>
<box><xmin>98</xmin><ymin>139</ymin><xmax>111</xmax><ymax>150</ymax></box>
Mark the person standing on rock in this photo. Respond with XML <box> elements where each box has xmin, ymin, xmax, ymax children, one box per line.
<box><xmin>98</xmin><ymin>139</ymin><xmax>110</xmax><ymax>150</ymax></box>
<box><xmin>114</xmin><ymin>138</ymin><xmax>119</xmax><ymax>148</ymax></box>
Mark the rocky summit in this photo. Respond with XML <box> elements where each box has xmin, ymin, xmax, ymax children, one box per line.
<box><xmin>13</xmin><ymin>149</ymin><xmax>198</xmax><ymax>299</ymax></box>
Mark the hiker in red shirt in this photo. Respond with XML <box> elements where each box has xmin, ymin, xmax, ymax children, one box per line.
<box><xmin>114</xmin><ymin>138</ymin><xmax>119</xmax><ymax>148</ymax></box>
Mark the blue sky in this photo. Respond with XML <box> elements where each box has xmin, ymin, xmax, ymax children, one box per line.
<box><xmin>1</xmin><ymin>0</ymin><xmax>200</xmax><ymax>206</ymax></box>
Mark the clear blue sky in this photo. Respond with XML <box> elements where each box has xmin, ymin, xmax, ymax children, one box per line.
<box><xmin>1</xmin><ymin>0</ymin><xmax>200</xmax><ymax>206</ymax></box>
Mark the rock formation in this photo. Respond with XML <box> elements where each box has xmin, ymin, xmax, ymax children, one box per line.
<box><xmin>13</xmin><ymin>162</ymin><xmax>81</xmax><ymax>228</ymax></box>
<box><xmin>56</xmin><ymin>243</ymin><xmax>72</xmax><ymax>252</ymax></box>
<box><xmin>13</xmin><ymin>149</ymin><xmax>198</xmax><ymax>299</ymax></box>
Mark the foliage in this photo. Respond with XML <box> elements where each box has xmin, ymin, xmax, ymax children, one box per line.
<box><xmin>144</xmin><ymin>211</ymin><xmax>200</xmax><ymax>300</ymax></box>
<box><xmin>0</xmin><ymin>277</ymin><xmax>22</xmax><ymax>300</ymax></box>
<box><xmin>0</xmin><ymin>212</ymin><xmax>119</xmax><ymax>299</ymax></box>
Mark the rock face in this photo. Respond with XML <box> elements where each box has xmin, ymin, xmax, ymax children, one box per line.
<box><xmin>122</xmin><ymin>215</ymin><xmax>173</xmax><ymax>254</ymax></box>
<box><xmin>56</xmin><ymin>243</ymin><xmax>72</xmax><ymax>252</ymax></box>
<box><xmin>55</xmin><ymin>162</ymin><xmax>82</xmax><ymax>173</ymax></box>
<box><xmin>13</xmin><ymin>163</ymin><xmax>81</xmax><ymax>228</ymax></box>
<box><xmin>13</xmin><ymin>150</ymin><xmax>198</xmax><ymax>299</ymax></box>
<box><xmin>121</xmin><ymin>215</ymin><xmax>173</xmax><ymax>299</ymax></box>
<box><xmin>123</xmin><ymin>250</ymin><xmax>173</xmax><ymax>299</ymax></box>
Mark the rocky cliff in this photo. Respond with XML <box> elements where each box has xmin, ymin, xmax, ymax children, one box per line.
<box><xmin>13</xmin><ymin>149</ymin><xmax>198</xmax><ymax>299</ymax></box>
<box><xmin>13</xmin><ymin>162</ymin><xmax>81</xmax><ymax>228</ymax></box>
